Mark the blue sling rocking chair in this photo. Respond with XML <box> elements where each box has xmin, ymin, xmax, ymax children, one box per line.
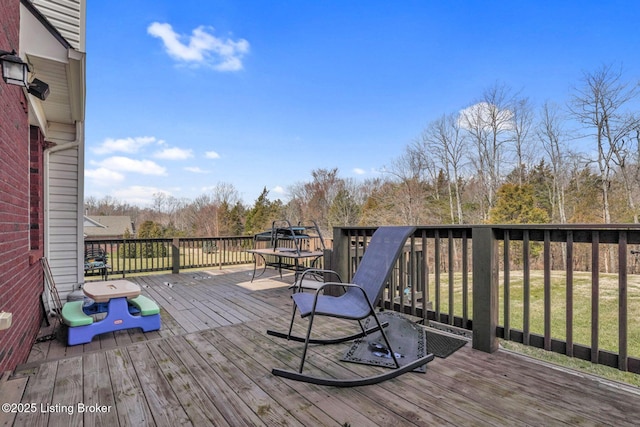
<box><xmin>267</xmin><ymin>226</ymin><xmax>434</xmax><ymax>387</ymax></box>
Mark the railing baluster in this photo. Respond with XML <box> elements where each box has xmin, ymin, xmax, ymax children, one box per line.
<box><xmin>421</xmin><ymin>229</ymin><xmax>428</xmax><ymax>323</ymax></box>
<box><xmin>504</xmin><ymin>230</ymin><xmax>510</xmax><ymax>340</ymax></box>
<box><xmin>544</xmin><ymin>230</ymin><xmax>551</xmax><ymax>351</ymax></box>
<box><xmin>434</xmin><ymin>229</ymin><xmax>441</xmax><ymax>322</ymax></box>
<box><xmin>462</xmin><ymin>229</ymin><xmax>469</xmax><ymax>328</ymax></box>
<box><xmin>410</xmin><ymin>235</ymin><xmax>417</xmax><ymax>316</ymax></box>
<box><xmin>523</xmin><ymin>230</ymin><xmax>530</xmax><ymax>346</ymax></box>
<box><xmin>591</xmin><ymin>231</ymin><xmax>600</xmax><ymax>364</ymax></box>
<box><xmin>566</xmin><ymin>230</ymin><xmax>574</xmax><ymax>358</ymax></box>
<box><xmin>448</xmin><ymin>229</ymin><xmax>454</xmax><ymax>325</ymax></box>
<box><xmin>618</xmin><ymin>231</ymin><xmax>628</xmax><ymax>371</ymax></box>
<box><xmin>398</xmin><ymin>250</ymin><xmax>406</xmax><ymax>311</ymax></box>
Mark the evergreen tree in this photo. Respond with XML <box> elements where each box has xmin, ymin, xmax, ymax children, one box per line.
<box><xmin>489</xmin><ymin>183</ymin><xmax>550</xmax><ymax>224</ymax></box>
<box><xmin>244</xmin><ymin>188</ymin><xmax>283</xmax><ymax>235</ymax></box>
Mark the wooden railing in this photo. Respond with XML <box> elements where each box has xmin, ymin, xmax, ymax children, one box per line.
<box><xmin>330</xmin><ymin>225</ymin><xmax>640</xmax><ymax>374</ymax></box>
<box><xmin>84</xmin><ymin>235</ymin><xmax>326</xmax><ymax>278</ymax></box>
<box><xmin>84</xmin><ymin>236</ymin><xmax>255</xmax><ymax>277</ymax></box>
<box><xmin>85</xmin><ymin>225</ymin><xmax>640</xmax><ymax>374</ymax></box>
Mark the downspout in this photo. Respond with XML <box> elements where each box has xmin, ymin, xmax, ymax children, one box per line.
<box><xmin>42</xmin><ymin>121</ymin><xmax>84</xmax><ymax>314</ymax></box>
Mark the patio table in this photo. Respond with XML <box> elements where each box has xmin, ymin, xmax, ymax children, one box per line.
<box><xmin>247</xmin><ymin>248</ymin><xmax>323</xmax><ymax>282</ymax></box>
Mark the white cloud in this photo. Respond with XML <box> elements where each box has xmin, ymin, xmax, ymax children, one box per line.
<box><xmin>85</xmin><ymin>167</ymin><xmax>125</xmax><ymax>184</ymax></box>
<box><xmin>271</xmin><ymin>185</ymin><xmax>285</xmax><ymax>194</ymax></box>
<box><xmin>154</xmin><ymin>147</ymin><xmax>193</xmax><ymax>160</ymax></box>
<box><xmin>205</xmin><ymin>151</ymin><xmax>221</xmax><ymax>159</ymax></box>
<box><xmin>185</xmin><ymin>166</ymin><xmax>209</xmax><ymax>174</ymax></box>
<box><xmin>353</xmin><ymin>168</ymin><xmax>366</xmax><ymax>175</ymax></box>
<box><xmin>97</xmin><ymin>156</ymin><xmax>167</xmax><ymax>175</ymax></box>
<box><xmin>458</xmin><ymin>102</ymin><xmax>514</xmax><ymax>131</ymax></box>
<box><xmin>147</xmin><ymin>22</ymin><xmax>249</xmax><ymax>71</ymax></box>
<box><xmin>111</xmin><ymin>186</ymin><xmax>171</xmax><ymax>207</ymax></box>
<box><xmin>93</xmin><ymin>136</ymin><xmax>157</xmax><ymax>155</ymax></box>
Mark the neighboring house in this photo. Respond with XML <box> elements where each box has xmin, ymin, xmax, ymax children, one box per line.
<box><xmin>84</xmin><ymin>215</ymin><xmax>135</xmax><ymax>240</ymax></box>
<box><xmin>0</xmin><ymin>0</ymin><xmax>85</xmax><ymax>373</ymax></box>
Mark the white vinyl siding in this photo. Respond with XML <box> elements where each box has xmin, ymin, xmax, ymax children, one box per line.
<box><xmin>30</xmin><ymin>0</ymin><xmax>85</xmax><ymax>51</ymax></box>
<box><xmin>47</xmin><ymin>147</ymin><xmax>82</xmax><ymax>300</ymax></box>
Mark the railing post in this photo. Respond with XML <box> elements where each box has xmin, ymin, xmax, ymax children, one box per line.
<box><xmin>172</xmin><ymin>238</ymin><xmax>180</xmax><ymax>274</ymax></box>
<box><xmin>472</xmin><ymin>226</ymin><xmax>499</xmax><ymax>353</ymax></box>
<box><xmin>326</xmin><ymin>227</ymin><xmax>349</xmax><ymax>296</ymax></box>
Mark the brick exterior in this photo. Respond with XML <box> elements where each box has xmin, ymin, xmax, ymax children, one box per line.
<box><xmin>0</xmin><ymin>0</ymin><xmax>46</xmax><ymax>373</ymax></box>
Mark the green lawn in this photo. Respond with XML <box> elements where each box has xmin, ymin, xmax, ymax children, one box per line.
<box><xmin>426</xmin><ymin>269</ymin><xmax>640</xmax><ymax>386</ymax></box>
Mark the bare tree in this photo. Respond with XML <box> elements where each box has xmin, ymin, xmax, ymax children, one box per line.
<box><xmin>569</xmin><ymin>64</ymin><xmax>640</xmax><ymax>272</ymax></box>
<box><xmin>569</xmin><ymin>64</ymin><xmax>640</xmax><ymax>225</ymax></box>
<box><xmin>537</xmin><ymin>102</ymin><xmax>570</xmax><ymax>223</ymax></box>
<box><xmin>85</xmin><ymin>195</ymin><xmax>138</xmax><ymax>218</ymax></box>
<box><xmin>610</xmin><ymin>114</ymin><xmax>640</xmax><ymax>223</ymax></box>
<box><xmin>459</xmin><ymin>83</ymin><xmax>516</xmax><ymax>219</ymax></box>
<box><xmin>210</xmin><ymin>182</ymin><xmax>241</xmax><ymax>206</ymax></box>
<box><xmin>383</xmin><ymin>146</ymin><xmax>431</xmax><ymax>225</ymax></box>
<box><xmin>185</xmin><ymin>194</ymin><xmax>217</xmax><ymax>236</ymax></box>
<box><xmin>511</xmin><ymin>97</ymin><xmax>535</xmax><ymax>185</ymax></box>
<box><xmin>421</xmin><ymin>113</ymin><xmax>468</xmax><ymax>224</ymax></box>
<box><xmin>287</xmin><ymin>168</ymin><xmax>343</xmax><ymax>234</ymax></box>
<box><xmin>182</xmin><ymin>183</ymin><xmax>242</xmax><ymax>236</ymax></box>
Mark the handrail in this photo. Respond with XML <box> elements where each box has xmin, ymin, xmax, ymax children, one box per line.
<box><xmin>331</xmin><ymin>224</ymin><xmax>640</xmax><ymax>374</ymax></box>
<box><xmin>84</xmin><ymin>236</ymin><xmax>256</xmax><ymax>278</ymax></box>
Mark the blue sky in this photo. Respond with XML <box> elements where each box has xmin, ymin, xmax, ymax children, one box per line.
<box><xmin>85</xmin><ymin>1</ymin><xmax>640</xmax><ymax>206</ymax></box>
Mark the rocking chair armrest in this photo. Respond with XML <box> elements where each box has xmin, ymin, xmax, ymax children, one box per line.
<box><xmin>298</xmin><ymin>268</ymin><xmax>343</xmax><ymax>283</ymax></box>
<box><xmin>312</xmin><ymin>281</ymin><xmax>363</xmax><ymax>296</ymax></box>
<box><xmin>289</xmin><ymin>269</ymin><xmax>345</xmax><ymax>293</ymax></box>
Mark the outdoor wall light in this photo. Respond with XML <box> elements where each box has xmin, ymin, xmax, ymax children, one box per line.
<box><xmin>0</xmin><ymin>49</ymin><xmax>50</xmax><ymax>100</ymax></box>
<box><xmin>0</xmin><ymin>49</ymin><xmax>30</xmax><ymax>87</ymax></box>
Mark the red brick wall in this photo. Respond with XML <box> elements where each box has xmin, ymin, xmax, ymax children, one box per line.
<box><xmin>30</xmin><ymin>126</ymin><xmax>45</xmax><ymax>250</ymax></box>
<box><xmin>0</xmin><ymin>0</ymin><xmax>45</xmax><ymax>373</ymax></box>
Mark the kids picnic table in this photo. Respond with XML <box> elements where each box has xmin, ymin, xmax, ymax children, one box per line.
<box><xmin>62</xmin><ymin>280</ymin><xmax>161</xmax><ymax>345</ymax></box>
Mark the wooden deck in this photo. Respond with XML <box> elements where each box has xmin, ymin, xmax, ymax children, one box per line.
<box><xmin>2</xmin><ymin>266</ymin><xmax>640</xmax><ymax>426</ymax></box>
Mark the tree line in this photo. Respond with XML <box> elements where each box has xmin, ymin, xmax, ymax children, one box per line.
<box><xmin>85</xmin><ymin>64</ymin><xmax>640</xmax><ymax>239</ymax></box>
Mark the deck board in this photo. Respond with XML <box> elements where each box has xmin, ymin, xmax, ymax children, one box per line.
<box><xmin>82</xmin><ymin>352</ymin><xmax>118</xmax><ymax>427</ymax></box>
<box><xmin>3</xmin><ymin>266</ymin><xmax>640</xmax><ymax>426</ymax></box>
<box><xmin>105</xmin><ymin>347</ymin><xmax>155</xmax><ymax>425</ymax></box>
<box><xmin>147</xmin><ymin>339</ymin><xmax>230</xmax><ymax>426</ymax></box>
<box><xmin>14</xmin><ymin>359</ymin><xmax>57</xmax><ymax>426</ymax></box>
<box><xmin>49</xmin><ymin>357</ymin><xmax>83</xmax><ymax>426</ymax></box>
<box><xmin>186</xmin><ymin>331</ymin><xmax>306</xmax><ymax>426</ymax></box>
<box><xmin>127</xmin><ymin>343</ymin><xmax>191</xmax><ymax>426</ymax></box>
<box><xmin>0</xmin><ymin>374</ymin><xmax>28</xmax><ymax>427</ymax></box>
<box><xmin>242</xmin><ymin>318</ymin><xmax>479</xmax><ymax>426</ymax></box>
<box><xmin>229</xmin><ymin>319</ymin><xmax>444</xmax><ymax>426</ymax></box>
<box><xmin>167</xmin><ymin>333</ymin><xmax>272</xmax><ymax>427</ymax></box>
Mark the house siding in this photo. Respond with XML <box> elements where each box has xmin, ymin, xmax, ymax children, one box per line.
<box><xmin>47</xmin><ymin>147</ymin><xmax>82</xmax><ymax>301</ymax></box>
<box><xmin>27</xmin><ymin>0</ymin><xmax>87</xmax><ymax>306</ymax></box>
<box><xmin>0</xmin><ymin>1</ymin><xmax>45</xmax><ymax>374</ymax></box>
<box><xmin>30</xmin><ymin>0</ymin><xmax>84</xmax><ymax>51</ymax></box>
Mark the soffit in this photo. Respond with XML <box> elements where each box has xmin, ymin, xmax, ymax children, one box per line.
<box><xmin>20</xmin><ymin>2</ymin><xmax>85</xmax><ymax>142</ymax></box>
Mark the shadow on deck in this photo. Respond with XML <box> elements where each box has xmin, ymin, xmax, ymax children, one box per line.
<box><xmin>1</xmin><ymin>266</ymin><xmax>640</xmax><ymax>426</ymax></box>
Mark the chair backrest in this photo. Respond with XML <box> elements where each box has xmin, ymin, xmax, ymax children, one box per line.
<box><xmin>85</xmin><ymin>247</ymin><xmax>107</xmax><ymax>262</ymax></box>
<box><xmin>349</xmin><ymin>226</ymin><xmax>416</xmax><ymax>305</ymax></box>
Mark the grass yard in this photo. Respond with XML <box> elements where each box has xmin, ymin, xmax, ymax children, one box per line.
<box><xmin>426</xmin><ymin>269</ymin><xmax>640</xmax><ymax>386</ymax></box>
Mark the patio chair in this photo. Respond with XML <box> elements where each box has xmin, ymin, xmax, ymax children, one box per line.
<box><xmin>267</xmin><ymin>226</ymin><xmax>434</xmax><ymax>387</ymax></box>
<box><xmin>84</xmin><ymin>247</ymin><xmax>110</xmax><ymax>280</ymax></box>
